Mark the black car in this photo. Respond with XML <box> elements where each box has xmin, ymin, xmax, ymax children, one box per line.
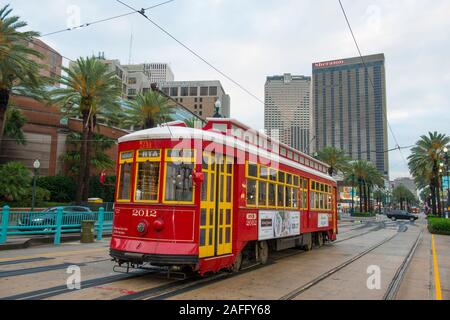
<box><xmin>18</xmin><ymin>206</ymin><xmax>95</xmax><ymax>231</ymax></box>
<box><xmin>386</xmin><ymin>210</ymin><xmax>418</xmax><ymax>222</ymax></box>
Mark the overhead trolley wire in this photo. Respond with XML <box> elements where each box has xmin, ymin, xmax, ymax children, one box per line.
<box><xmin>40</xmin><ymin>0</ymin><xmax>176</xmax><ymax>37</ymax></box>
<box><xmin>115</xmin><ymin>0</ymin><xmax>265</xmax><ymax>105</ymax></box>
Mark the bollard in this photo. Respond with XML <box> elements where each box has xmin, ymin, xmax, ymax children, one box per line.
<box><xmin>97</xmin><ymin>207</ymin><xmax>104</xmax><ymax>241</ymax></box>
<box><xmin>54</xmin><ymin>207</ymin><xmax>63</xmax><ymax>245</ymax></box>
<box><xmin>0</xmin><ymin>206</ymin><xmax>10</xmax><ymax>244</ymax></box>
<box><xmin>81</xmin><ymin>221</ymin><xmax>95</xmax><ymax>243</ymax></box>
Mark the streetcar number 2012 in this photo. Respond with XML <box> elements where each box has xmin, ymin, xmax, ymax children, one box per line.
<box><xmin>132</xmin><ymin>209</ymin><xmax>157</xmax><ymax>217</ymax></box>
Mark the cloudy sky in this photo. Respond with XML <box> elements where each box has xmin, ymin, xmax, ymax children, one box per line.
<box><xmin>7</xmin><ymin>0</ymin><xmax>450</xmax><ymax>179</ymax></box>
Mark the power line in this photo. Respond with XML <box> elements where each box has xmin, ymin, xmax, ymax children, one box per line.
<box><xmin>337</xmin><ymin>0</ymin><xmax>409</xmax><ymax>169</ymax></box>
<box><xmin>40</xmin><ymin>0</ymin><xmax>175</xmax><ymax>37</ymax></box>
<box><xmin>115</xmin><ymin>0</ymin><xmax>265</xmax><ymax>105</ymax></box>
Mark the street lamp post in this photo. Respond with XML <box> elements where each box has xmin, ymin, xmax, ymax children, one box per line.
<box><xmin>31</xmin><ymin>159</ymin><xmax>41</xmax><ymax>212</ymax></box>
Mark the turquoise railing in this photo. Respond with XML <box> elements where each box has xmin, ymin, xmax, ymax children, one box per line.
<box><xmin>0</xmin><ymin>206</ymin><xmax>114</xmax><ymax>245</ymax></box>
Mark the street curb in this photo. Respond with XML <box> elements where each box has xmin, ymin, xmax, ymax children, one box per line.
<box><xmin>0</xmin><ymin>233</ymin><xmax>112</xmax><ymax>251</ymax></box>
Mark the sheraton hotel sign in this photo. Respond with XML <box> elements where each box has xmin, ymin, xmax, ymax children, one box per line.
<box><xmin>314</xmin><ymin>59</ymin><xmax>345</xmax><ymax>68</ymax></box>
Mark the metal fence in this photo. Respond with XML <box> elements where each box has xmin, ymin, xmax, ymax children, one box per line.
<box><xmin>0</xmin><ymin>206</ymin><xmax>114</xmax><ymax>245</ymax></box>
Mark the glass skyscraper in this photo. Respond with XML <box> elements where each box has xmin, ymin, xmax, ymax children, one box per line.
<box><xmin>312</xmin><ymin>54</ymin><xmax>389</xmax><ymax>177</ymax></box>
<box><xmin>265</xmin><ymin>74</ymin><xmax>311</xmax><ymax>153</ymax></box>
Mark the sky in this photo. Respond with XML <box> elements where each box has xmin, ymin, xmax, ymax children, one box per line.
<box><xmin>6</xmin><ymin>0</ymin><xmax>450</xmax><ymax>179</ymax></box>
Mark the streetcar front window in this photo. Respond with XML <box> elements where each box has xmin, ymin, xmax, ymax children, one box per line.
<box><xmin>135</xmin><ymin>162</ymin><xmax>160</xmax><ymax>202</ymax></box>
<box><xmin>165</xmin><ymin>163</ymin><xmax>194</xmax><ymax>202</ymax></box>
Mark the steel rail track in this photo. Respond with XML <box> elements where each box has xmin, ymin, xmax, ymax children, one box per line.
<box><xmin>383</xmin><ymin>229</ymin><xmax>424</xmax><ymax>300</ymax></box>
<box><xmin>0</xmin><ymin>270</ymin><xmax>152</xmax><ymax>300</ymax></box>
<box><xmin>119</xmin><ymin>223</ymin><xmax>392</xmax><ymax>300</ymax></box>
<box><xmin>3</xmin><ymin>221</ymin><xmax>393</xmax><ymax>300</ymax></box>
<box><xmin>279</xmin><ymin>232</ymin><xmax>399</xmax><ymax>300</ymax></box>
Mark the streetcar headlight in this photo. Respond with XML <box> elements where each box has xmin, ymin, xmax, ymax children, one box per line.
<box><xmin>137</xmin><ymin>222</ymin><xmax>148</xmax><ymax>234</ymax></box>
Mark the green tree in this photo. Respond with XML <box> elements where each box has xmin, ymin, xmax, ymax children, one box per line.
<box><xmin>60</xmin><ymin>131</ymin><xmax>115</xmax><ymax>177</ymax></box>
<box><xmin>184</xmin><ymin>117</ymin><xmax>197</xmax><ymax>128</ymax></box>
<box><xmin>4</xmin><ymin>107</ymin><xmax>26</xmax><ymax>145</ymax></box>
<box><xmin>51</xmin><ymin>56</ymin><xmax>121</xmax><ymax>203</ymax></box>
<box><xmin>408</xmin><ymin>132</ymin><xmax>449</xmax><ymax>216</ymax></box>
<box><xmin>123</xmin><ymin>91</ymin><xmax>172</xmax><ymax>130</ymax></box>
<box><xmin>345</xmin><ymin>160</ymin><xmax>384</xmax><ymax>213</ymax></box>
<box><xmin>0</xmin><ymin>5</ymin><xmax>44</xmax><ymax>148</ymax></box>
<box><xmin>0</xmin><ymin>161</ymin><xmax>32</xmax><ymax>201</ymax></box>
<box><xmin>392</xmin><ymin>185</ymin><xmax>417</xmax><ymax>211</ymax></box>
<box><xmin>317</xmin><ymin>146</ymin><xmax>350</xmax><ymax>176</ymax></box>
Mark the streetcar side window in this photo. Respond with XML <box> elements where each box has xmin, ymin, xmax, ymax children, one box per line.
<box><xmin>164</xmin><ymin>149</ymin><xmax>195</xmax><ymax>204</ymax></box>
<box><xmin>117</xmin><ymin>151</ymin><xmax>134</xmax><ymax>201</ymax></box>
<box><xmin>247</xmin><ymin>179</ymin><xmax>257</xmax><ymax>206</ymax></box>
<box><xmin>118</xmin><ymin>163</ymin><xmax>132</xmax><ymax>200</ymax></box>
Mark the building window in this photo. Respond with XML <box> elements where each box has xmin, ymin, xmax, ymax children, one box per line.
<box><xmin>170</xmin><ymin>87</ymin><xmax>178</xmax><ymax>96</ymax></box>
<box><xmin>128</xmin><ymin>89</ymin><xmax>136</xmax><ymax>96</ymax></box>
<box><xmin>162</xmin><ymin>87</ymin><xmax>169</xmax><ymax>95</ymax></box>
<box><xmin>181</xmin><ymin>87</ymin><xmax>189</xmax><ymax>96</ymax></box>
<box><xmin>200</xmin><ymin>87</ymin><xmax>208</xmax><ymax>96</ymax></box>
<box><xmin>128</xmin><ymin>77</ymin><xmax>137</xmax><ymax>85</ymax></box>
<box><xmin>209</xmin><ymin>86</ymin><xmax>218</xmax><ymax>96</ymax></box>
<box><xmin>190</xmin><ymin>87</ymin><xmax>198</xmax><ymax>96</ymax></box>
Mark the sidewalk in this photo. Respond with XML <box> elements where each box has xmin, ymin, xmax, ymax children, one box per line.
<box><xmin>0</xmin><ymin>232</ymin><xmax>112</xmax><ymax>251</ymax></box>
<box><xmin>397</xmin><ymin>226</ymin><xmax>450</xmax><ymax>300</ymax></box>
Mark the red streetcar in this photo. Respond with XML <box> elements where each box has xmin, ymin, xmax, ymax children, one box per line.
<box><xmin>110</xmin><ymin>119</ymin><xmax>338</xmax><ymax>275</ymax></box>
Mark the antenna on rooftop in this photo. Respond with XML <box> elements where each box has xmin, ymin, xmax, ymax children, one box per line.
<box><xmin>128</xmin><ymin>32</ymin><xmax>133</xmax><ymax>64</ymax></box>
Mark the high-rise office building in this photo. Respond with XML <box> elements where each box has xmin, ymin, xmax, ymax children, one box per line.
<box><xmin>160</xmin><ymin>80</ymin><xmax>231</xmax><ymax>118</ymax></box>
<box><xmin>265</xmin><ymin>74</ymin><xmax>311</xmax><ymax>153</ymax></box>
<box><xmin>124</xmin><ymin>63</ymin><xmax>174</xmax><ymax>85</ymax></box>
<box><xmin>312</xmin><ymin>54</ymin><xmax>389</xmax><ymax>177</ymax></box>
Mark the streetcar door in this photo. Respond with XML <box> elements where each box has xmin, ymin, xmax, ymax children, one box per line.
<box><xmin>199</xmin><ymin>152</ymin><xmax>216</xmax><ymax>258</ymax></box>
<box><xmin>199</xmin><ymin>153</ymin><xmax>234</xmax><ymax>258</ymax></box>
<box><xmin>216</xmin><ymin>155</ymin><xmax>233</xmax><ymax>256</ymax></box>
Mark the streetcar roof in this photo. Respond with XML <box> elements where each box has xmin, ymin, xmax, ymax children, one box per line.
<box><xmin>119</xmin><ymin>126</ymin><xmax>336</xmax><ymax>183</ymax></box>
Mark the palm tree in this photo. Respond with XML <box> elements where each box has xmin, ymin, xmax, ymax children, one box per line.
<box><xmin>345</xmin><ymin>160</ymin><xmax>383</xmax><ymax>213</ymax></box>
<box><xmin>51</xmin><ymin>56</ymin><xmax>121</xmax><ymax>203</ymax></box>
<box><xmin>0</xmin><ymin>5</ymin><xmax>43</xmax><ymax>148</ymax></box>
<box><xmin>392</xmin><ymin>185</ymin><xmax>416</xmax><ymax>211</ymax></box>
<box><xmin>184</xmin><ymin>117</ymin><xmax>199</xmax><ymax>128</ymax></box>
<box><xmin>123</xmin><ymin>91</ymin><xmax>172</xmax><ymax>130</ymax></box>
<box><xmin>408</xmin><ymin>132</ymin><xmax>449</xmax><ymax>216</ymax></box>
<box><xmin>4</xmin><ymin>107</ymin><xmax>27</xmax><ymax>145</ymax></box>
<box><xmin>60</xmin><ymin>131</ymin><xmax>115</xmax><ymax>177</ymax></box>
<box><xmin>316</xmin><ymin>146</ymin><xmax>350</xmax><ymax>176</ymax></box>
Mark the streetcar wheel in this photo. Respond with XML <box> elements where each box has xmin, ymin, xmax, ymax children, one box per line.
<box><xmin>316</xmin><ymin>233</ymin><xmax>324</xmax><ymax>247</ymax></box>
<box><xmin>258</xmin><ymin>241</ymin><xmax>269</xmax><ymax>265</ymax></box>
<box><xmin>231</xmin><ymin>252</ymin><xmax>243</xmax><ymax>273</ymax></box>
<box><xmin>303</xmin><ymin>234</ymin><xmax>313</xmax><ymax>251</ymax></box>
<box><xmin>391</xmin><ymin>217</ymin><xmax>397</xmax><ymax>221</ymax></box>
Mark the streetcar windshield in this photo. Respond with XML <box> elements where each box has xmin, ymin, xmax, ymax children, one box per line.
<box><xmin>163</xmin><ymin>149</ymin><xmax>195</xmax><ymax>204</ymax></box>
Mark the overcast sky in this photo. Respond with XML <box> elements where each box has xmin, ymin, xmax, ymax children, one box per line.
<box><xmin>7</xmin><ymin>0</ymin><xmax>450</xmax><ymax>179</ymax></box>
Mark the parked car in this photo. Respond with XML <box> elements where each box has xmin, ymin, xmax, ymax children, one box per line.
<box><xmin>386</xmin><ymin>210</ymin><xmax>418</xmax><ymax>222</ymax></box>
<box><xmin>18</xmin><ymin>206</ymin><xmax>95</xmax><ymax>231</ymax></box>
